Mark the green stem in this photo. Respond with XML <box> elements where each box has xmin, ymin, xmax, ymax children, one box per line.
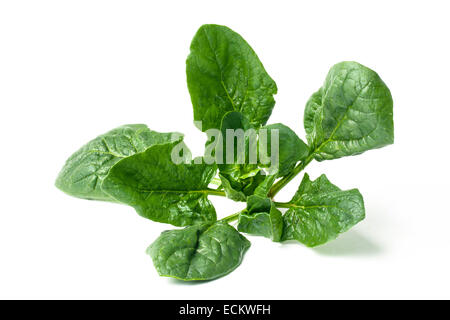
<box><xmin>273</xmin><ymin>201</ymin><xmax>292</xmax><ymax>208</ymax></box>
<box><xmin>206</xmin><ymin>188</ymin><xmax>226</xmax><ymax>197</ymax></box>
<box><xmin>268</xmin><ymin>153</ymin><xmax>314</xmax><ymax>198</ymax></box>
<box><xmin>221</xmin><ymin>210</ymin><xmax>243</xmax><ymax>223</ymax></box>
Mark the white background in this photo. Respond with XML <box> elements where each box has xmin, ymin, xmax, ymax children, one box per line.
<box><xmin>1</xmin><ymin>0</ymin><xmax>449</xmax><ymax>299</ymax></box>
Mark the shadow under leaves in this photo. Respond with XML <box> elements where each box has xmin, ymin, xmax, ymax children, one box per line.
<box><xmin>313</xmin><ymin>230</ymin><xmax>382</xmax><ymax>257</ymax></box>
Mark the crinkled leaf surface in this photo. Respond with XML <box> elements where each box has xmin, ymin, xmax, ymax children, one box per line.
<box><xmin>216</xmin><ymin>111</ymin><xmax>263</xmax><ymax>201</ymax></box>
<box><xmin>253</xmin><ymin>174</ymin><xmax>276</xmax><ymax>197</ymax></box>
<box><xmin>259</xmin><ymin>123</ymin><xmax>309</xmax><ymax>176</ymax></box>
<box><xmin>282</xmin><ymin>173</ymin><xmax>365</xmax><ymax>247</ymax></box>
<box><xmin>101</xmin><ymin>142</ymin><xmax>217</xmax><ymax>226</ymax></box>
<box><xmin>238</xmin><ymin>195</ymin><xmax>283</xmax><ymax>242</ymax></box>
<box><xmin>55</xmin><ymin>124</ymin><xmax>179</xmax><ymax>201</ymax></box>
<box><xmin>305</xmin><ymin>61</ymin><xmax>394</xmax><ymax>161</ymax></box>
<box><xmin>187</xmin><ymin>24</ymin><xmax>277</xmax><ymax>131</ymax></box>
<box><xmin>218</xmin><ymin>174</ymin><xmax>247</xmax><ymax>202</ymax></box>
<box><xmin>148</xmin><ymin>221</ymin><xmax>251</xmax><ymax>281</ymax></box>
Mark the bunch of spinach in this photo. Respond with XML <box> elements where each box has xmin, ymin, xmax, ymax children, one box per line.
<box><xmin>56</xmin><ymin>24</ymin><xmax>394</xmax><ymax>281</ymax></box>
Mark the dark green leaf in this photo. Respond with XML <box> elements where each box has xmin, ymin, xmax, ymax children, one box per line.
<box><xmin>219</xmin><ymin>173</ymin><xmax>266</xmax><ymax>202</ymax></box>
<box><xmin>282</xmin><ymin>173</ymin><xmax>365</xmax><ymax>247</ymax></box>
<box><xmin>259</xmin><ymin>123</ymin><xmax>309</xmax><ymax>176</ymax></box>
<box><xmin>238</xmin><ymin>195</ymin><xmax>283</xmax><ymax>242</ymax></box>
<box><xmin>218</xmin><ymin>173</ymin><xmax>246</xmax><ymax>202</ymax></box>
<box><xmin>148</xmin><ymin>221</ymin><xmax>251</xmax><ymax>281</ymax></box>
<box><xmin>253</xmin><ymin>174</ymin><xmax>276</xmax><ymax>197</ymax></box>
<box><xmin>305</xmin><ymin>61</ymin><xmax>394</xmax><ymax>161</ymax></box>
<box><xmin>187</xmin><ymin>24</ymin><xmax>277</xmax><ymax>131</ymax></box>
<box><xmin>101</xmin><ymin>142</ymin><xmax>217</xmax><ymax>226</ymax></box>
<box><xmin>215</xmin><ymin>111</ymin><xmax>263</xmax><ymax>201</ymax></box>
<box><xmin>55</xmin><ymin>124</ymin><xmax>180</xmax><ymax>201</ymax></box>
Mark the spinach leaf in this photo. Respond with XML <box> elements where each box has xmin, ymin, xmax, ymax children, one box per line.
<box><xmin>281</xmin><ymin>173</ymin><xmax>365</xmax><ymax>247</ymax></box>
<box><xmin>55</xmin><ymin>124</ymin><xmax>180</xmax><ymax>202</ymax></box>
<box><xmin>237</xmin><ymin>195</ymin><xmax>283</xmax><ymax>242</ymax></box>
<box><xmin>259</xmin><ymin>123</ymin><xmax>309</xmax><ymax>177</ymax></box>
<box><xmin>305</xmin><ymin>61</ymin><xmax>394</xmax><ymax>161</ymax></box>
<box><xmin>215</xmin><ymin>111</ymin><xmax>263</xmax><ymax>201</ymax></box>
<box><xmin>148</xmin><ymin>221</ymin><xmax>251</xmax><ymax>281</ymax></box>
<box><xmin>218</xmin><ymin>174</ymin><xmax>247</xmax><ymax>202</ymax></box>
<box><xmin>253</xmin><ymin>174</ymin><xmax>277</xmax><ymax>197</ymax></box>
<box><xmin>187</xmin><ymin>24</ymin><xmax>277</xmax><ymax>131</ymax></box>
<box><xmin>101</xmin><ymin>141</ymin><xmax>217</xmax><ymax>226</ymax></box>
<box><xmin>56</xmin><ymin>25</ymin><xmax>395</xmax><ymax>282</ymax></box>
<box><xmin>219</xmin><ymin>173</ymin><xmax>266</xmax><ymax>202</ymax></box>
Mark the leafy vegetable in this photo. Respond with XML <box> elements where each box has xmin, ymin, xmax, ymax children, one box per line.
<box><xmin>102</xmin><ymin>141</ymin><xmax>217</xmax><ymax>227</ymax></box>
<box><xmin>215</xmin><ymin>111</ymin><xmax>262</xmax><ymax>201</ymax></box>
<box><xmin>148</xmin><ymin>221</ymin><xmax>250</xmax><ymax>281</ymax></box>
<box><xmin>238</xmin><ymin>195</ymin><xmax>283</xmax><ymax>242</ymax></box>
<box><xmin>56</xmin><ymin>24</ymin><xmax>394</xmax><ymax>282</ymax></box>
<box><xmin>186</xmin><ymin>24</ymin><xmax>277</xmax><ymax>131</ymax></box>
<box><xmin>259</xmin><ymin>123</ymin><xmax>309</xmax><ymax>176</ymax></box>
<box><xmin>281</xmin><ymin>173</ymin><xmax>365</xmax><ymax>247</ymax></box>
<box><xmin>304</xmin><ymin>61</ymin><xmax>394</xmax><ymax>161</ymax></box>
<box><xmin>55</xmin><ymin>124</ymin><xmax>179</xmax><ymax>201</ymax></box>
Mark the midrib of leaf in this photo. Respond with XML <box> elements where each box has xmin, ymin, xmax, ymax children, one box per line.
<box><xmin>185</xmin><ymin>224</ymin><xmax>219</xmax><ymax>279</ymax></box>
<box><xmin>287</xmin><ymin>203</ymin><xmax>337</xmax><ymax>210</ymax></box>
<box><xmin>136</xmin><ymin>189</ymin><xmax>212</xmax><ymax>195</ymax></box>
<box><xmin>314</xmin><ymin>81</ymin><xmax>372</xmax><ymax>154</ymax></box>
<box><xmin>87</xmin><ymin>149</ymin><xmax>126</xmax><ymax>158</ymax></box>
<box><xmin>221</xmin><ymin>80</ymin><xmax>237</xmax><ymax>111</ymax></box>
<box><xmin>185</xmin><ymin>227</ymin><xmax>204</xmax><ymax>279</ymax></box>
<box><xmin>202</xmin><ymin>28</ymin><xmax>238</xmax><ymax>112</ymax></box>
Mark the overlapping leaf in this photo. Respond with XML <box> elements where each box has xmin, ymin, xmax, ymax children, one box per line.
<box><xmin>238</xmin><ymin>195</ymin><xmax>283</xmax><ymax>242</ymax></box>
<box><xmin>214</xmin><ymin>111</ymin><xmax>264</xmax><ymax>201</ymax></box>
<box><xmin>55</xmin><ymin>124</ymin><xmax>180</xmax><ymax>201</ymax></box>
<box><xmin>101</xmin><ymin>141</ymin><xmax>217</xmax><ymax>226</ymax></box>
<box><xmin>259</xmin><ymin>123</ymin><xmax>309</xmax><ymax>177</ymax></box>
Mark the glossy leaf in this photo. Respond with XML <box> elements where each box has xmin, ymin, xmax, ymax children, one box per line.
<box><xmin>253</xmin><ymin>174</ymin><xmax>276</xmax><ymax>197</ymax></box>
<box><xmin>187</xmin><ymin>24</ymin><xmax>277</xmax><ymax>131</ymax></box>
<box><xmin>218</xmin><ymin>174</ymin><xmax>246</xmax><ymax>202</ymax></box>
<box><xmin>216</xmin><ymin>111</ymin><xmax>263</xmax><ymax>201</ymax></box>
<box><xmin>55</xmin><ymin>124</ymin><xmax>179</xmax><ymax>201</ymax></box>
<box><xmin>282</xmin><ymin>173</ymin><xmax>365</xmax><ymax>247</ymax></box>
<box><xmin>101</xmin><ymin>142</ymin><xmax>217</xmax><ymax>226</ymax></box>
<box><xmin>238</xmin><ymin>195</ymin><xmax>283</xmax><ymax>242</ymax></box>
<box><xmin>305</xmin><ymin>61</ymin><xmax>394</xmax><ymax>161</ymax></box>
<box><xmin>259</xmin><ymin>123</ymin><xmax>309</xmax><ymax>176</ymax></box>
<box><xmin>148</xmin><ymin>221</ymin><xmax>251</xmax><ymax>281</ymax></box>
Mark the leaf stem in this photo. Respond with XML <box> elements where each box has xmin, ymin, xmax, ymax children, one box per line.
<box><xmin>273</xmin><ymin>201</ymin><xmax>292</xmax><ymax>208</ymax></box>
<box><xmin>268</xmin><ymin>153</ymin><xmax>314</xmax><ymax>198</ymax></box>
<box><xmin>206</xmin><ymin>188</ymin><xmax>226</xmax><ymax>197</ymax></box>
<box><xmin>221</xmin><ymin>210</ymin><xmax>243</xmax><ymax>223</ymax></box>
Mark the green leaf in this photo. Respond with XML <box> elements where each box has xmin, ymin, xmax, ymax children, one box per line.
<box><xmin>253</xmin><ymin>174</ymin><xmax>276</xmax><ymax>197</ymax></box>
<box><xmin>101</xmin><ymin>142</ymin><xmax>217</xmax><ymax>227</ymax></box>
<box><xmin>218</xmin><ymin>174</ymin><xmax>247</xmax><ymax>202</ymax></box>
<box><xmin>187</xmin><ymin>24</ymin><xmax>277</xmax><ymax>131</ymax></box>
<box><xmin>148</xmin><ymin>221</ymin><xmax>251</xmax><ymax>281</ymax></box>
<box><xmin>55</xmin><ymin>124</ymin><xmax>180</xmax><ymax>201</ymax></box>
<box><xmin>259</xmin><ymin>123</ymin><xmax>309</xmax><ymax>177</ymax></box>
<box><xmin>282</xmin><ymin>173</ymin><xmax>365</xmax><ymax>247</ymax></box>
<box><xmin>305</xmin><ymin>61</ymin><xmax>394</xmax><ymax>161</ymax></box>
<box><xmin>238</xmin><ymin>195</ymin><xmax>283</xmax><ymax>242</ymax></box>
<box><xmin>215</xmin><ymin>111</ymin><xmax>263</xmax><ymax>201</ymax></box>
<box><xmin>219</xmin><ymin>173</ymin><xmax>266</xmax><ymax>202</ymax></box>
